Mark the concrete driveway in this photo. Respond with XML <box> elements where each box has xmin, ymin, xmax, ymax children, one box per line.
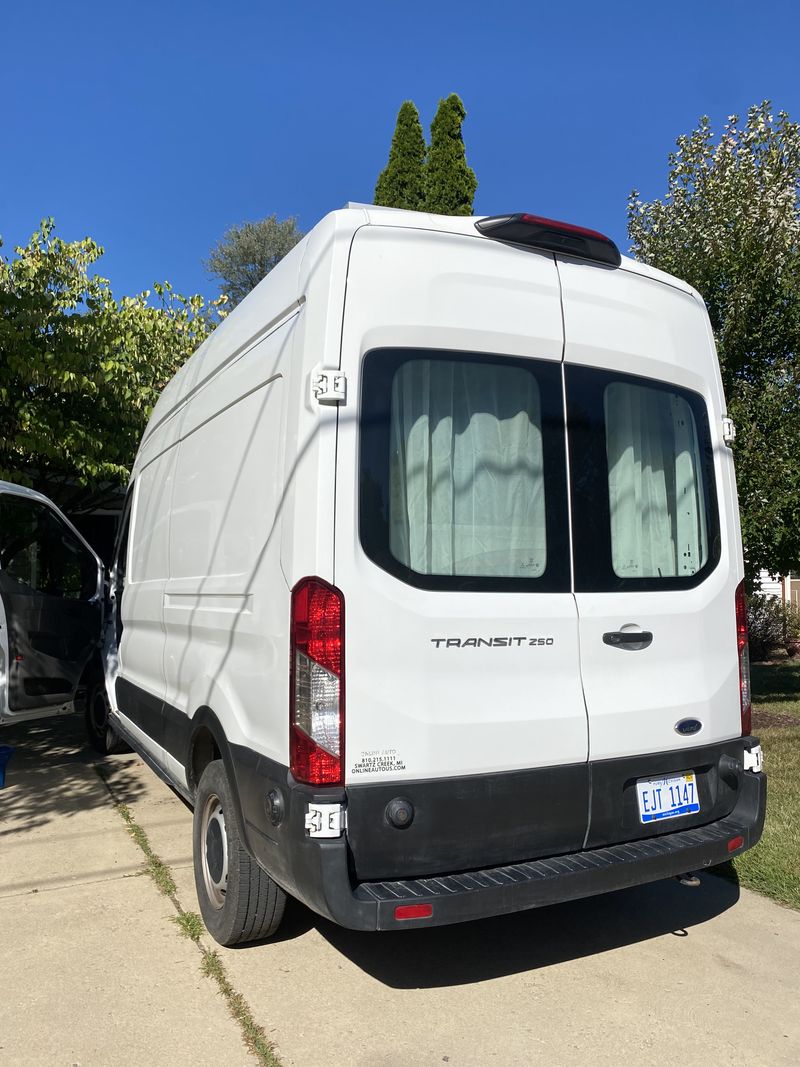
<box><xmin>1</xmin><ymin>715</ymin><xmax>798</xmax><ymax>1066</ymax></box>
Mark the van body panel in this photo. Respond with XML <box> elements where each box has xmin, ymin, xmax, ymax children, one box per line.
<box><xmin>558</xmin><ymin>258</ymin><xmax>743</xmax><ymax>761</ymax></box>
<box><xmin>161</xmin><ymin>324</ymin><xmax>292</xmax><ymax>767</ymax></box>
<box><xmin>335</xmin><ymin>225</ymin><xmax>590</xmax><ymax>789</ymax></box>
<box><xmin>278</xmin><ymin>212</ymin><xmax>360</xmax><ymax>588</ymax></box>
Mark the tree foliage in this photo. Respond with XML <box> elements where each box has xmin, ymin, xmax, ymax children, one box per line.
<box><xmin>205</xmin><ymin>214</ymin><xmax>303</xmax><ymax>308</ymax></box>
<box><xmin>424</xmin><ymin>93</ymin><xmax>478</xmax><ymax>216</ymax></box>
<box><xmin>628</xmin><ymin>103</ymin><xmax>800</xmax><ymax>579</ymax></box>
<box><xmin>374</xmin><ymin>100</ymin><xmax>426</xmax><ymax>210</ymax></box>
<box><xmin>0</xmin><ymin>219</ymin><xmax>226</xmax><ymax>510</ymax></box>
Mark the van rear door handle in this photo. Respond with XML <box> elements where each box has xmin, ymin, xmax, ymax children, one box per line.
<box><xmin>603</xmin><ymin>630</ymin><xmax>653</xmax><ymax>649</ymax></box>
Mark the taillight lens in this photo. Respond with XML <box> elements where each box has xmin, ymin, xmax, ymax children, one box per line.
<box><xmin>290</xmin><ymin>578</ymin><xmax>344</xmax><ymax>785</ymax></box>
<box><xmin>735</xmin><ymin>580</ymin><xmax>752</xmax><ymax>735</ymax></box>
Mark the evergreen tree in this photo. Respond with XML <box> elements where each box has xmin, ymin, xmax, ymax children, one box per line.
<box><xmin>424</xmin><ymin>93</ymin><xmax>477</xmax><ymax>216</ymax></box>
<box><xmin>374</xmin><ymin>101</ymin><xmax>426</xmax><ymax>210</ymax></box>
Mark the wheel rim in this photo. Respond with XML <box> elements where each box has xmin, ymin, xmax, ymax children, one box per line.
<box><xmin>201</xmin><ymin>793</ymin><xmax>228</xmax><ymax>909</ymax></box>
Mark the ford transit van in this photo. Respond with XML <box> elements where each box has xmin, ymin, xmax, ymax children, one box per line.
<box><xmin>105</xmin><ymin>206</ymin><xmax>766</xmax><ymax>945</ymax></box>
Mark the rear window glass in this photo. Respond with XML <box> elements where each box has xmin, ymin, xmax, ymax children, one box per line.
<box><xmin>605</xmin><ymin>382</ymin><xmax>708</xmax><ymax>579</ymax></box>
<box><xmin>568</xmin><ymin>367</ymin><xmax>720</xmax><ymax>592</ymax></box>
<box><xmin>359</xmin><ymin>349</ymin><xmax>569</xmax><ymax>592</ymax></box>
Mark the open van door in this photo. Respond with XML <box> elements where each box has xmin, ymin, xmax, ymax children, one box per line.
<box><xmin>0</xmin><ymin>483</ymin><xmax>104</xmax><ymax>725</ymax></box>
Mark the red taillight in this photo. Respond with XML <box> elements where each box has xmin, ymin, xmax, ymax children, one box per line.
<box><xmin>474</xmin><ymin>212</ymin><xmax>621</xmax><ymax>266</ymax></box>
<box><xmin>519</xmin><ymin>213</ymin><xmax>611</xmax><ymax>242</ymax></box>
<box><xmin>727</xmin><ymin>835</ymin><xmax>745</xmax><ymax>853</ymax></box>
<box><xmin>290</xmin><ymin>578</ymin><xmax>344</xmax><ymax>786</ymax></box>
<box><xmin>395</xmin><ymin>904</ymin><xmax>433</xmax><ymax>921</ymax></box>
<box><xmin>735</xmin><ymin>580</ymin><xmax>752</xmax><ymax>736</ymax></box>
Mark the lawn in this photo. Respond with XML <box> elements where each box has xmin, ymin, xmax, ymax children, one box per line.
<box><xmin>722</xmin><ymin>658</ymin><xmax>800</xmax><ymax>909</ymax></box>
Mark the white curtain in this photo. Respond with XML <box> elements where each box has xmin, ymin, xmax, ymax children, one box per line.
<box><xmin>388</xmin><ymin>359</ymin><xmax>546</xmax><ymax>577</ymax></box>
<box><xmin>605</xmin><ymin>382</ymin><xmax>707</xmax><ymax>578</ymax></box>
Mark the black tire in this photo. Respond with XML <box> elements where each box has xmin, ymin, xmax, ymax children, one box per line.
<box><xmin>193</xmin><ymin>760</ymin><xmax>286</xmax><ymax>946</ymax></box>
<box><xmin>85</xmin><ymin>677</ymin><xmax>131</xmax><ymax>755</ymax></box>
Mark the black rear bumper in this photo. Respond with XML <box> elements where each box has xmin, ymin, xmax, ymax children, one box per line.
<box><xmin>240</xmin><ymin>740</ymin><xmax>766</xmax><ymax>932</ymax></box>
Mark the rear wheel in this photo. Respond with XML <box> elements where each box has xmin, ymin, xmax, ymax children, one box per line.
<box><xmin>193</xmin><ymin>760</ymin><xmax>286</xmax><ymax>946</ymax></box>
<box><xmin>85</xmin><ymin>677</ymin><xmax>130</xmax><ymax>755</ymax></box>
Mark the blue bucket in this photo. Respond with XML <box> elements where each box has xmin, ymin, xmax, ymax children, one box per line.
<box><xmin>0</xmin><ymin>745</ymin><xmax>14</xmax><ymax>788</ymax></box>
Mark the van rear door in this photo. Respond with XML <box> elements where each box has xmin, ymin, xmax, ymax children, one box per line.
<box><xmin>558</xmin><ymin>259</ymin><xmax>742</xmax><ymax>836</ymax></box>
<box><xmin>334</xmin><ymin>226</ymin><xmax>589</xmax><ymax>880</ymax></box>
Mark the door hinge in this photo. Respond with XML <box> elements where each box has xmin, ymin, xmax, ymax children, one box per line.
<box><xmin>743</xmin><ymin>745</ymin><xmax>763</xmax><ymax>774</ymax></box>
<box><xmin>304</xmin><ymin>802</ymin><xmax>346</xmax><ymax>838</ymax></box>
<box><xmin>722</xmin><ymin>416</ymin><xmax>736</xmax><ymax>447</ymax></box>
<box><xmin>311</xmin><ymin>368</ymin><xmax>347</xmax><ymax>405</ymax></box>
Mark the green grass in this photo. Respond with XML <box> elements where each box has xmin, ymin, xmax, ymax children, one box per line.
<box><xmin>726</xmin><ymin>658</ymin><xmax>800</xmax><ymax>910</ymax></box>
<box><xmin>173</xmin><ymin>910</ymin><xmax>205</xmax><ymax>943</ymax></box>
<box><xmin>115</xmin><ymin>802</ymin><xmax>178</xmax><ymax>899</ymax></box>
<box><xmin>750</xmin><ymin>657</ymin><xmax>800</xmax><ymax>719</ymax></box>
<box><xmin>104</xmin><ymin>790</ymin><xmax>282</xmax><ymax>1067</ymax></box>
<box><xmin>202</xmin><ymin>950</ymin><xmax>283</xmax><ymax>1067</ymax></box>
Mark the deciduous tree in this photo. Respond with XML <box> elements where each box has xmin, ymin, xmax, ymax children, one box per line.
<box><xmin>628</xmin><ymin>103</ymin><xmax>800</xmax><ymax>580</ymax></box>
<box><xmin>205</xmin><ymin>215</ymin><xmax>303</xmax><ymax>307</ymax></box>
<box><xmin>0</xmin><ymin>220</ymin><xmax>226</xmax><ymax>509</ymax></box>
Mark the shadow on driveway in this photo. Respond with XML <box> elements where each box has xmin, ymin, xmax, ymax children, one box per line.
<box><xmin>304</xmin><ymin>872</ymin><xmax>740</xmax><ymax>988</ymax></box>
<box><xmin>0</xmin><ymin>713</ymin><xmax>145</xmax><ymax>836</ymax></box>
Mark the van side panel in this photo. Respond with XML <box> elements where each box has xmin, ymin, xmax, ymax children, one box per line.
<box><xmin>115</xmin><ymin>447</ymin><xmax>177</xmax><ymax>764</ymax></box>
<box><xmin>160</xmin><ymin>317</ymin><xmax>296</xmax><ymax>769</ymax></box>
<box><xmin>278</xmin><ymin>214</ymin><xmax>356</xmax><ymax>588</ymax></box>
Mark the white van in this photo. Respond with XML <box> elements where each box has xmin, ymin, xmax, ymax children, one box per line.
<box><xmin>0</xmin><ymin>481</ymin><xmax>125</xmax><ymax>752</ymax></box>
<box><xmin>105</xmin><ymin>206</ymin><xmax>766</xmax><ymax>945</ymax></box>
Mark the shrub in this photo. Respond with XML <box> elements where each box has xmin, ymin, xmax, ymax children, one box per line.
<box><xmin>747</xmin><ymin>593</ymin><xmax>800</xmax><ymax>660</ymax></box>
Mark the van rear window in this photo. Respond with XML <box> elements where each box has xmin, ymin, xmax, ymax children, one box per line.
<box><xmin>568</xmin><ymin>367</ymin><xmax>720</xmax><ymax>592</ymax></box>
<box><xmin>359</xmin><ymin>350</ymin><xmax>570</xmax><ymax>592</ymax></box>
<box><xmin>605</xmin><ymin>381</ymin><xmax>708</xmax><ymax>579</ymax></box>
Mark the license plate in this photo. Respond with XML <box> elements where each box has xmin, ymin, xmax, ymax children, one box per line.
<box><xmin>636</xmin><ymin>772</ymin><xmax>700</xmax><ymax>823</ymax></box>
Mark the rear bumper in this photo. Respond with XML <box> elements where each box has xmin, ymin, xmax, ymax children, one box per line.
<box><xmin>357</xmin><ymin>770</ymin><xmax>766</xmax><ymax>929</ymax></box>
<box><xmin>247</xmin><ymin>752</ymin><xmax>766</xmax><ymax>932</ymax></box>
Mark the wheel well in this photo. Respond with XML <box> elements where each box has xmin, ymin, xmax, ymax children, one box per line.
<box><xmin>188</xmin><ymin>726</ymin><xmax>221</xmax><ymax>796</ymax></box>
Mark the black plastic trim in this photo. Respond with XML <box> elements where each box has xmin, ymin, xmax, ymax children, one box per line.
<box><xmin>109</xmin><ymin>678</ymin><xmax>767</xmax><ymax>933</ymax></box>
<box><xmin>475</xmin><ymin>214</ymin><xmax>621</xmax><ymax>267</ymax></box>
<box><xmin>346</xmin><ymin>762</ymin><xmax>589</xmax><ymax>881</ymax></box>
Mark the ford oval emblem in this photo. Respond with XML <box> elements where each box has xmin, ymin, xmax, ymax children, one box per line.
<box><xmin>675</xmin><ymin>718</ymin><xmax>703</xmax><ymax>736</ymax></box>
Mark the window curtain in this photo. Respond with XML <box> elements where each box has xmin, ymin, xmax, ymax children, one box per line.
<box><xmin>388</xmin><ymin>359</ymin><xmax>546</xmax><ymax>577</ymax></box>
<box><xmin>605</xmin><ymin>383</ymin><xmax>707</xmax><ymax>578</ymax></box>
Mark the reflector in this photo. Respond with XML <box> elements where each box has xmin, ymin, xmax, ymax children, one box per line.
<box><xmin>395</xmin><ymin>903</ymin><xmax>433</xmax><ymax>920</ymax></box>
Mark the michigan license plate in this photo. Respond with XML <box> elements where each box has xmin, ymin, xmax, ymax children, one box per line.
<box><xmin>636</xmin><ymin>772</ymin><xmax>700</xmax><ymax>823</ymax></box>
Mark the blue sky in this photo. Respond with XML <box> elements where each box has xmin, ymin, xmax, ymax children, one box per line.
<box><xmin>3</xmin><ymin>1</ymin><xmax>799</xmax><ymax>302</ymax></box>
